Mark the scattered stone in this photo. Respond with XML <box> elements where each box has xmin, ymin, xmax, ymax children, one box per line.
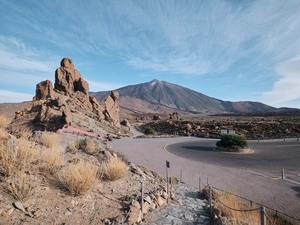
<box><xmin>13</xmin><ymin>201</ymin><xmax>26</xmax><ymax>212</ymax></box>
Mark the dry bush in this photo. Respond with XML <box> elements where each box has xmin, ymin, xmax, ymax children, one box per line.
<box><xmin>59</xmin><ymin>161</ymin><xmax>98</xmax><ymax>196</ymax></box>
<box><xmin>40</xmin><ymin>132</ymin><xmax>60</xmax><ymax>148</ymax></box>
<box><xmin>0</xmin><ymin>139</ymin><xmax>36</xmax><ymax>176</ymax></box>
<box><xmin>215</xmin><ymin>192</ymin><xmax>261</xmax><ymax>225</ymax></box>
<box><xmin>7</xmin><ymin>173</ymin><xmax>36</xmax><ymax>200</ymax></box>
<box><xmin>101</xmin><ymin>158</ymin><xmax>128</xmax><ymax>181</ymax></box>
<box><xmin>0</xmin><ymin>115</ymin><xmax>11</xmax><ymax>128</ymax></box>
<box><xmin>78</xmin><ymin>138</ymin><xmax>98</xmax><ymax>154</ymax></box>
<box><xmin>215</xmin><ymin>192</ymin><xmax>296</xmax><ymax>225</ymax></box>
<box><xmin>10</xmin><ymin>124</ymin><xmax>32</xmax><ymax>139</ymax></box>
<box><xmin>40</xmin><ymin>147</ymin><xmax>64</xmax><ymax>174</ymax></box>
<box><xmin>65</xmin><ymin>141</ymin><xmax>79</xmax><ymax>153</ymax></box>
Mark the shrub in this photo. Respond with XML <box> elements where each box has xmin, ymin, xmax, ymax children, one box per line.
<box><xmin>59</xmin><ymin>161</ymin><xmax>97</xmax><ymax>196</ymax></box>
<box><xmin>9</xmin><ymin>124</ymin><xmax>32</xmax><ymax>139</ymax></box>
<box><xmin>80</xmin><ymin>138</ymin><xmax>98</xmax><ymax>154</ymax></box>
<box><xmin>65</xmin><ymin>141</ymin><xmax>79</xmax><ymax>153</ymax></box>
<box><xmin>40</xmin><ymin>147</ymin><xmax>64</xmax><ymax>174</ymax></box>
<box><xmin>215</xmin><ymin>192</ymin><xmax>260</xmax><ymax>224</ymax></box>
<box><xmin>216</xmin><ymin>134</ymin><xmax>248</xmax><ymax>150</ymax></box>
<box><xmin>40</xmin><ymin>132</ymin><xmax>59</xmax><ymax>148</ymax></box>
<box><xmin>101</xmin><ymin>158</ymin><xmax>128</xmax><ymax>181</ymax></box>
<box><xmin>7</xmin><ymin>173</ymin><xmax>36</xmax><ymax>200</ymax></box>
<box><xmin>0</xmin><ymin>115</ymin><xmax>10</xmax><ymax>128</ymax></box>
<box><xmin>144</xmin><ymin>126</ymin><xmax>156</xmax><ymax>135</ymax></box>
<box><xmin>0</xmin><ymin>139</ymin><xmax>36</xmax><ymax>176</ymax></box>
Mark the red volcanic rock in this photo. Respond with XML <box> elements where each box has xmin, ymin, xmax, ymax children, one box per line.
<box><xmin>54</xmin><ymin>57</ymin><xmax>89</xmax><ymax>96</ymax></box>
<box><xmin>13</xmin><ymin>57</ymin><xmax>121</xmax><ymax>132</ymax></box>
<box><xmin>104</xmin><ymin>91</ymin><xmax>120</xmax><ymax>127</ymax></box>
<box><xmin>35</xmin><ymin>80</ymin><xmax>57</xmax><ymax>100</ymax></box>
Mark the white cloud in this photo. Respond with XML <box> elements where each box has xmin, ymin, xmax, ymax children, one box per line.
<box><xmin>0</xmin><ymin>36</ymin><xmax>54</xmax><ymax>72</ymax></box>
<box><xmin>0</xmin><ymin>90</ymin><xmax>33</xmax><ymax>103</ymax></box>
<box><xmin>261</xmin><ymin>58</ymin><xmax>300</xmax><ymax>107</ymax></box>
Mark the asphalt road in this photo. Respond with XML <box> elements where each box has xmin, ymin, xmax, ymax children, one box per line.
<box><xmin>166</xmin><ymin>139</ymin><xmax>300</xmax><ymax>182</ymax></box>
<box><xmin>110</xmin><ymin>136</ymin><xmax>300</xmax><ymax>222</ymax></box>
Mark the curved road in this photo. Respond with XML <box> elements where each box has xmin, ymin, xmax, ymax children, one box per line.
<box><xmin>110</xmin><ymin>136</ymin><xmax>300</xmax><ymax>222</ymax></box>
<box><xmin>167</xmin><ymin>140</ymin><xmax>300</xmax><ymax>182</ymax></box>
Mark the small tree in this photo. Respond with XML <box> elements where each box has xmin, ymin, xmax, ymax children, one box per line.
<box><xmin>144</xmin><ymin>126</ymin><xmax>156</xmax><ymax>135</ymax></box>
<box><xmin>216</xmin><ymin>134</ymin><xmax>248</xmax><ymax>151</ymax></box>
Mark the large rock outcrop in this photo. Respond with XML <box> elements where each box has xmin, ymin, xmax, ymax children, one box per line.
<box><xmin>103</xmin><ymin>91</ymin><xmax>120</xmax><ymax>127</ymax></box>
<box><xmin>54</xmin><ymin>58</ymin><xmax>89</xmax><ymax>96</ymax></box>
<box><xmin>35</xmin><ymin>80</ymin><xmax>57</xmax><ymax>100</ymax></box>
<box><xmin>13</xmin><ymin>57</ymin><xmax>121</xmax><ymax>133</ymax></box>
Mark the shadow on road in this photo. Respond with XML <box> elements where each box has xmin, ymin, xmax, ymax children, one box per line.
<box><xmin>291</xmin><ymin>186</ymin><xmax>300</xmax><ymax>199</ymax></box>
<box><xmin>182</xmin><ymin>146</ymin><xmax>214</xmax><ymax>152</ymax></box>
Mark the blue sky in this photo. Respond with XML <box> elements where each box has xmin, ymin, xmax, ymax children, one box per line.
<box><xmin>0</xmin><ymin>0</ymin><xmax>300</xmax><ymax>108</ymax></box>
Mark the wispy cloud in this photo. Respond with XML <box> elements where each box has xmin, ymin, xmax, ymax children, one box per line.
<box><xmin>261</xmin><ymin>58</ymin><xmax>300</xmax><ymax>106</ymax></box>
<box><xmin>0</xmin><ymin>90</ymin><xmax>33</xmax><ymax>103</ymax></box>
<box><xmin>0</xmin><ymin>36</ymin><xmax>54</xmax><ymax>72</ymax></box>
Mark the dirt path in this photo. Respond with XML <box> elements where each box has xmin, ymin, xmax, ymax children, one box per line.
<box><xmin>110</xmin><ymin>137</ymin><xmax>300</xmax><ymax>223</ymax></box>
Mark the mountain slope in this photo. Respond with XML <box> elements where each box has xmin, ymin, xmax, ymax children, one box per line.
<box><xmin>90</xmin><ymin>79</ymin><xmax>294</xmax><ymax>115</ymax></box>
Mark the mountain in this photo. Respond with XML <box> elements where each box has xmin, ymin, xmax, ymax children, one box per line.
<box><xmin>90</xmin><ymin>79</ymin><xmax>298</xmax><ymax>115</ymax></box>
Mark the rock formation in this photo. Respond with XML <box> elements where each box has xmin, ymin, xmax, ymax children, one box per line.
<box><xmin>103</xmin><ymin>91</ymin><xmax>120</xmax><ymax>127</ymax></box>
<box><xmin>12</xmin><ymin>57</ymin><xmax>121</xmax><ymax>133</ymax></box>
<box><xmin>35</xmin><ymin>80</ymin><xmax>57</xmax><ymax>100</ymax></box>
<box><xmin>54</xmin><ymin>58</ymin><xmax>89</xmax><ymax>96</ymax></box>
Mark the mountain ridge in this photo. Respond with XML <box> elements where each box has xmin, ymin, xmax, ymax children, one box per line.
<box><xmin>90</xmin><ymin>79</ymin><xmax>299</xmax><ymax>115</ymax></box>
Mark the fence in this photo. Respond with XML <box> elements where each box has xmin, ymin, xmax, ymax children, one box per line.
<box><xmin>175</xmin><ymin>166</ymin><xmax>300</xmax><ymax>225</ymax></box>
<box><xmin>197</xmin><ymin>178</ymin><xmax>300</xmax><ymax>225</ymax></box>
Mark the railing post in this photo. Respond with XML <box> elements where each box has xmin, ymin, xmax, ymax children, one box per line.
<box><xmin>281</xmin><ymin>168</ymin><xmax>285</xmax><ymax>179</ymax></box>
<box><xmin>141</xmin><ymin>181</ymin><xmax>144</xmax><ymax>214</ymax></box>
<box><xmin>260</xmin><ymin>206</ymin><xmax>266</xmax><ymax>225</ymax></box>
<box><xmin>166</xmin><ymin>167</ymin><xmax>169</xmax><ymax>203</ymax></box>
<box><xmin>180</xmin><ymin>169</ymin><xmax>182</xmax><ymax>183</ymax></box>
<box><xmin>209</xmin><ymin>186</ymin><xmax>212</xmax><ymax>215</ymax></box>
<box><xmin>199</xmin><ymin>177</ymin><xmax>201</xmax><ymax>191</ymax></box>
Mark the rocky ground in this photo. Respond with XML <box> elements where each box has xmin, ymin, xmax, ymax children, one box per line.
<box><xmin>0</xmin><ymin>128</ymin><xmax>173</xmax><ymax>225</ymax></box>
<box><xmin>137</xmin><ymin>114</ymin><xmax>300</xmax><ymax>140</ymax></box>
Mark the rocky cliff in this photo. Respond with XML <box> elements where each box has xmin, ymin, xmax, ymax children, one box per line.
<box><xmin>12</xmin><ymin>58</ymin><xmax>122</xmax><ymax>136</ymax></box>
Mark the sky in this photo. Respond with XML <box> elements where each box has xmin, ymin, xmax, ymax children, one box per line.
<box><xmin>0</xmin><ymin>0</ymin><xmax>300</xmax><ymax>108</ymax></box>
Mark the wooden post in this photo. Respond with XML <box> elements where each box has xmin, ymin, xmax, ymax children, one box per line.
<box><xmin>141</xmin><ymin>181</ymin><xmax>144</xmax><ymax>214</ymax></box>
<box><xmin>281</xmin><ymin>168</ymin><xmax>285</xmax><ymax>179</ymax></box>
<box><xmin>170</xmin><ymin>170</ymin><xmax>173</xmax><ymax>193</ymax></box>
<box><xmin>207</xmin><ymin>177</ymin><xmax>209</xmax><ymax>186</ymax></box>
<box><xmin>260</xmin><ymin>206</ymin><xmax>266</xmax><ymax>225</ymax></box>
<box><xmin>209</xmin><ymin>186</ymin><xmax>212</xmax><ymax>215</ymax></box>
<box><xmin>199</xmin><ymin>177</ymin><xmax>201</xmax><ymax>191</ymax></box>
<box><xmin>180</xmin><ymin>169</ymin><xmax>182</xmax><ymax>183</ymax></box>
<box><xmin>166</xmin><ymin>167</ymin><xmax>169</xmax><ymax>203</ymax></box>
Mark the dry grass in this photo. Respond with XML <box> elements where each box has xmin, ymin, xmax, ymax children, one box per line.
<box><xmin>0</xmin><ymin>115</ymin><xmax>11</xmax><ymax>128</ymax></box>
<box><xmin>66</xmin><ymin>138</ymin><xmax>98</xmax><ymax>154</ymax></box>
<box><xmin>0</xmin><ymin>139</ymin><xmax>36</xmax><ymax>176</ymax></box>
<box><xmin>40</xmin><ymin>147</ymin><xmax>64</xmax><ymax>174</ymax></box>
<box><xmin>10</xmin><ymin>124</ymin><xmax>32</xmax><ymax>139</ymax></box>
<box><xmin>215</xmin><ymin>192</ymin><xmax>260</xmax><ymax>225</ymax></box>
<box><xmin>78</xmin><ymin>138</ymin><xmax>98</xmax><ymax>154</ymax></box>
<box><xmin>214</xmin><ymin>191</ymin><xmax>295</xmax><ymax>225</ymax></box>
<box><xmin>59</xmin><ymin>161</ymin><xmax>98</xmax><ymax>196</ymax></box>
<box><xmin>7</xmin><ymin>173</ymin><xmax>36</xmax><ymax>200</ymax></box>
<box><xmin>65</xmin><ymin>141</ymin><xmax>79</xmax><ymax>153</ymax></box>
<box><xmin>101</xmin><ymin>158</ymin><xmax>128</xmax><ymax>181</ymax></box>
<box><xmin>40</xmin><ymin>132</ymin><xmax>60</xmax><ymax>148</ymax></box>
